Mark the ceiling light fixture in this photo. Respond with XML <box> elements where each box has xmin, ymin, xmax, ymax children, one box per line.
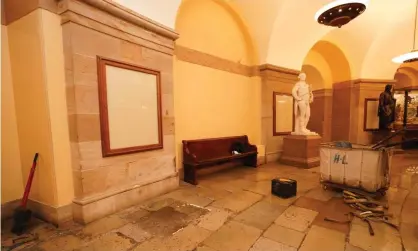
<box><xmin>315</xmin><ymin>0</ymin><xmax>369</xmax><ymax>28</ymax></box>
<box><xmin>392</xmin><ymin>0</ymin><xmax>418</xmax><ymax>63</ymax></box>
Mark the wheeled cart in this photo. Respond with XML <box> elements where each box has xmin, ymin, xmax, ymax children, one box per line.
<box><xmin>319</xmin><ymin>142</ymin><xmax>392</xmax><ymax>197</ymax></box>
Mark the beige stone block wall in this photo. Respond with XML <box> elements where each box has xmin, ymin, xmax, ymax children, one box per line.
<box><xmin>259</xmin><ymin>64</ymin><xmax>300</xmax><ymax>163</ymax></box>
<box><xmin>58</xmin><ymin>0</ymin><xmax>179</xmax><ymax>223</ymax></box>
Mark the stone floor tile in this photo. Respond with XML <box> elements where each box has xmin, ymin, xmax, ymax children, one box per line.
<box><xmin>211</xmin><ymin>190</ymin><xmax>263</xmax><ymax>213</ymax></box>
<box><xmin>163</xmin><ymin>189</ymin><xmax>213</xmax><ymax>207</ymax></box>
<box><xmin>304</xmin><ymin>187</ymin><xmax>336</xmax><ymax>201</ymax></box>
<box><xmin>262</xmin><ymin>194</ymin><xmax>300</xmax><ymax>207</ymax></box>
<box><xmin>115</xmin><ymin>223</ymin><xmax>151</xmax><ymax>243</ymax></box>
<box><xmin>195</xmin><ymin>245</ymin><xmax>218</xmax><ymax>251</ymax></box>
<box><xmin>81</xmin><ymin>215</ymin><xmax>128</xmax><ymax>238</ymax></box>
<box><xmin>384</xmin><ymin>187</ymin><xmax>409</xmax><ymax>205</ymax></box>
<box><xmin>400</xmin><ymin>223</ymin><xmax>418</xmax><ymax>251</ymax></box>
<box><xmin>134</xmin><ymin>224</ymin><xmax>211</xmax><ymax>251</ymax></box>
<box><xmin>401</xmin><ymin>208</ymin><xmax>418</xmax><ymax>225</ymax></box>
<box><xmin>293</xmin><ymin>196</ymin><xmax>326</xmax><ymax>212</ymax></box>
<box><xmin>78</xmin><ymin>232</ymin><xmax>135</xmax><ymax>251</ymax></box>
<box><xmin>403</xmin><ymin>196</ymin><xmax>418</xmax><ymax>211</ymax></box>
<box><xmin>197</xmin><ymin>206</ymin><xmax>231</xmax><ymax>231</ymax></box>
<box><xmin>140</xmin><ymin>197</ymin><xmax>177</xmax><ymax>211</ymax></box>
<box><xmin>123</xmin><ymin>208</ymin><xmax>150</xmax><ymax>222</ymax></box>
<box><xmin>203</xmin><ymin>221</ymin><xmax>262</xmax><ymax>251</ymax></box>
<box><xmin>1</xmin><ymin>158</ymin><xmax>416</xmax><ymax>251</ymax></box>
<box><xmin>345</xmin><ymin>243</ymin><xmax>366</xmax><ymax>251</ymax></box>
<box><xmin>29</xmin><ymin>222</ymin><xmax>62</xmax><ymax>241</ymax></box>
<box><xmin>194</xmin><ymin>185</ymin><xmax>232</xmax><ymax>200</ymax></box>
<box><xmin>299</xmin><ymin>225</ymin><xmax>345</xmax><ymax>251</ymax></box>
<box><xmin>38</xmin><ymin>234</ymin><xmax>83</xmax><ymax>251</ymax></box>
<box><xmin>234</xmin><ymin>201</ymin><xmax>286</xmax><ymax>230</ymax></box>
<box><xmin>249</xmin><ymin>237</ymin><xmax>297</xmax><ymax>251</ymax></box>
<box><xmin>243</xmin><ymin>171</ymin><xmax>277</xmax><ymax>182</ymax></box>
<box><xmin>312</xmin><ymin>197</ymin><xmax>353</xmax><ymax>234</ymax></box>
<box><xmin>135</xmin><ymin>206</ymin><xmax>196</xmax><ymax>237</ymax></box>
<box><xmin>349</xmin><ymin>218</ymin><xmax>402</xmax><ymax>251</ymax></box>
<box><xmin>263</xmin><ymin>224</ymin><xmax>305</xmax><ymax>248</ymax></box>
<box><xmin>244</xmin><ymin>181</ymin><xmax>271</xmax><ymax>195</ymax></box>
<box><xmin>275</xmin><ymin>206</ymin><xmax>318</xmax><ymax>232</ymax></box>
<box><xmin>203</xmin><ymin>178</ymin><xmax>256</xmax><ymax>193</ymax></box>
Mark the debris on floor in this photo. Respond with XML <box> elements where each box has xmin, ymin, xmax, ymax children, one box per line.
<box><xmin>324</xmin><ymin>189</ymin><xmax>398</xmax><ymax>236</ymax></box>
<box><xmin>1</xmin><ymin>233</ymin><xmax>38</xmax><ymax>251</ymax></box>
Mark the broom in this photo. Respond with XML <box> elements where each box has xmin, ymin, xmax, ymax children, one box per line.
<box><xmin>12</xmin><ymin>153</ymin><xmax>39</xmax><ymax>235</ymax></box>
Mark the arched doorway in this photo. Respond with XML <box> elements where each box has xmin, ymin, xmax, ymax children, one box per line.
<box><xmin>302</xmin><ymin>40</ymin><xmax>352</xmax><ymax>142</ymax></box>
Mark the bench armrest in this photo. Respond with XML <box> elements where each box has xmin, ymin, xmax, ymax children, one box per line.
<box><xmin>246</xmin><ymin>143</ymin><xmax>257</xmax><ymax>153</ymax></box>
<box><xmin>183</xmin><ymin>142</ymin><xmax>198</xmax><ymax>163</ymax></box>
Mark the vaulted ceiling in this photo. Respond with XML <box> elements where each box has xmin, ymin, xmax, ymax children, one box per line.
<box><xmin>116</xmin><ymin>0</ymin><xmax>417</xmax><ymax>80</ymax></box>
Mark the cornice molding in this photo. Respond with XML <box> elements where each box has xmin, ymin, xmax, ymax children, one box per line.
<box><xmin>57</xmin><ymin>0</ymin><xmax>179</xmax><ymax>41</ymax></box>
<box><xmin>258</xmin><ymin>64</ymin><xmax>300</xmax><ymax>76</ymax></box>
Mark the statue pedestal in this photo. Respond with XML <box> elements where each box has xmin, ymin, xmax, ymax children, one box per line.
<box><xmin>280</xmin><ymin>135</ymin><xmax>322</xmax><ymax>168</ymax></box>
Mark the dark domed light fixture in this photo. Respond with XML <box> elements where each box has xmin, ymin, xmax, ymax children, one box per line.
<box><xmin>392</xmin><ymin>0</ymin><xmax>418</xmax><ymax>63</ymax></box>
<box><xmin>314</xmin><ymin>0</ymin><xmax>369</xmax><ymax>28</ymax></box>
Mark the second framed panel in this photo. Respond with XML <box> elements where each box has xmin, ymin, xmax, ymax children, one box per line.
<box><xmin>273</xmin><ymin>92</ymin><xmax>294</xmax><ymax>136</ymax></box>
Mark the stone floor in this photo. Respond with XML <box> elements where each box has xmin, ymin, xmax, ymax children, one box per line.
<box><xmin>2</xmin><ymin>152</ymin><xmax>418</xmax><ymax>251</ymax></box>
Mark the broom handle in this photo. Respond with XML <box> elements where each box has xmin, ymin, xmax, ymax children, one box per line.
<box><xmin>21</xmin><ymin>153</ymin><xmax>39</xmax><ymax>208</ymax></box>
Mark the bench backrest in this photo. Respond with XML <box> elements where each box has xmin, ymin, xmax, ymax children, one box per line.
<box><xmin>183</xmin><ymin>135</ymin><xmax>251</xmax><ymax>162</ymax></box>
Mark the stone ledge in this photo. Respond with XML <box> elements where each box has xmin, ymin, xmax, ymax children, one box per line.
<box><xmin>73</xmin><ymin>174</ymin><xmax>179</xmax><ymax>224</ymax></box>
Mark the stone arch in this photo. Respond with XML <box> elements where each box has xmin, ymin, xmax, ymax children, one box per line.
<box><xmin>301</xmin><ymin>40</ymin><xmax>351</xmax><ymax>142</ymax></box>
<box><xmin>309</xmin><ymin>40</ymin><xmax>352</xmax><ymax>84</ymax></box>
<box><xmin>395</xmin><ymin>66</ymin><xmax>418</xmax><ymax>87</ymax></box>
<box><xmin>302</xmin><ymin>49</ymin><xmax>332</xmax><ymax>89</ymax></box>
<box><xmin>301</xmin><ymin>64</ymin><xmax>325</xmax><ymax>91</ymax></box>
<box><xmin>175</xmin><ymin>0</ymin><xmax>259</xmax><ymax>65</ymax></box>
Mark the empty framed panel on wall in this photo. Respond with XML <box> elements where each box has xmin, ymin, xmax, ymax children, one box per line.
<box><xmin>364</xmin><ymin>98</ymin><xmax>379</xmax><ymax>131</ymax></box>
<box><xmin>273</xmin><ymin>92</ymin><xmax>294</xmax><ymax>136</ymax></box>
<box><xmin>97</xmin><ymin>57</ymin><xmax>163</xmax><ymax>157</ymax></box>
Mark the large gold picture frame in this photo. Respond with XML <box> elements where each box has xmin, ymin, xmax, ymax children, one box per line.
<box><xmin>273</xmin><ymin>92</ymin><xmax>294</xmax><ymax>136</ymax></box>
<box><xmin>97</xmin><ymin>57</ymin><xmax>163</xmax><ymax>157</ymax></box>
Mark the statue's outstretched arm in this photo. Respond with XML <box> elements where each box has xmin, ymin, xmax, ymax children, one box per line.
<box><xmin>292</xmin><ymin>83</ymin><xmax>302</xmax><ymax>101</ymax></box>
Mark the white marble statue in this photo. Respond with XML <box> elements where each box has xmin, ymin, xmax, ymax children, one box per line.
<box><xmin>291</xmin><ymin>72</ymin><xmax>318</xmax><ymax>136</ymax></box>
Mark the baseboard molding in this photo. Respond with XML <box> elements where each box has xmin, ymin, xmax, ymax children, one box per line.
<box><xmin>266</xmin><ymin>151</ymin><xmax>283</xmax><ymax>163</ymax></box>
<box><xmin>73</xmin><ymin>174</ymin><xmax>179</xmax><ymax>224</ymax></box>
<box><xmin>1</xmin><ymin>199</ymin><xmax>20</xmax><ymax>221</ymax></box>
<box><xmin>1</xmin><ymin>199</ymin><xmax>72</xmax><ymax>227</ymax></box>
<box><xmin>280</xmin><ymin>156</ymin><xmax>320</xmax><ymax>169</ymax></box>
<box><xmin>26</xmin><ymin>200</ymin><xmax>73</xmax><ymax>227</ymax></box>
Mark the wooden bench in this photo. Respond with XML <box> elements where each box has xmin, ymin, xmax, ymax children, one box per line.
<box><xmin>182</xmin><ymin>135</ymin><xmax>258</xmax><ymax>185</ymax></box>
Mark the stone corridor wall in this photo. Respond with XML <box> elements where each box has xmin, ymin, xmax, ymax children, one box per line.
<box><xmin>58</xmin><ymin>0</ymin><xmax>179</xmax><ymax>223</ymax></box>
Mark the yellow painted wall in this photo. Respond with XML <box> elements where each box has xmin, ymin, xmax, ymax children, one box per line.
<box><xmin>176</xmin><ymin>0</ymin><xmax>256</xmax><ymax>65</ymax></box>
<box><xmin>39</xmin><ymin>10</ymin><xmax>74</xmax><ymax>206</ymax></box>
<box><xmin>1</xmin><ymin>25</ymin><xmax>24</xmax><ymax>204</ymax></box>
<box><xmin>174</xmin><ymin>0</ymin><xmax>261</xmax><ymax>168</ymax></box>
<box><xmin>302</xmin><ymin>50</ymin><xmax>332</xmax><ymax>90</ymax></box>
<box><xmin>6</xmin><ymin>10</ymin><xmax>74</xmax><ymax>207</ymax></box>
<box><xmin>8</xmin><ymin>10</ymin><xmax>57</xmax><ymax>205</ymax></box>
